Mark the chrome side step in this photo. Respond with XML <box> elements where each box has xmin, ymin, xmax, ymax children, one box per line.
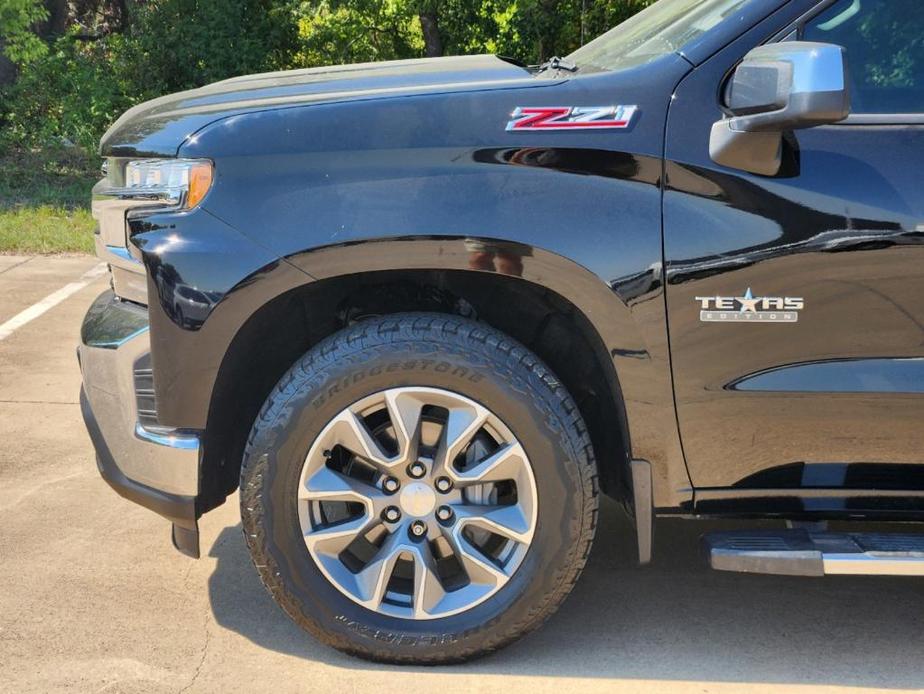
<box><xmin>702</xmin><ymin>530</ymin><xmax>924</xmax><ymax>577</ymax></box>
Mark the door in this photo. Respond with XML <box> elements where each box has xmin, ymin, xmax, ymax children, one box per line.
<box><xmin>663</xmin><ymin>0</ymin><xmax>924</xmax><ymax>513</ymax></box>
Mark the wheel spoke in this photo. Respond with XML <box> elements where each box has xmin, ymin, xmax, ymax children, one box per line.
<box><xmin>408</xmin><ymin>542</ymin><xmax>447</xmax><ymax>618</ymax></box>
<box><xmin>299</xmin><ymin>466</ymin><xmax>384</xmax><ymax>506</ymax></box>
<box><xmin>383</xmin><ymin>389</ymin><xmax>425</xmax><ymax>464</ymax></box>
<box><xmin>304</xmin><ymin>513</ymin><xmax>376</xmax><ymax>557</ymax></box>
<box><xmin>444</xmin><ymin>527</ymin><xmax>507</xmax><ymax>587</ymax></box>
<box><xmin>435</xmin><ymin>402</ymin><xmax>490</xmax><ymax>475</ymax></box>
<box><xmin>328</xmin><ymin>409</ymin><xmax>397</xmax><ymax>471</ymax></box>
<box><xmin>451</xmin><ymin>442</ymin><xmax>526</xmax><ymax>486</ymax></box>
<box><xmin>453</xmin><ymin>503</ymin><xmax>532</xmax><ymax>544</ymax></box>
<box><xmin>355</xmin><ymin>529</ymin><xmax>405</xmax><ymax>608</ymax></box>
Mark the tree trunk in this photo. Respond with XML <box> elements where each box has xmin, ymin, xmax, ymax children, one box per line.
<box><xmin>115</xmin><ymin>0</ymin><xmax>131</xmax><ymax>31</ymax></box>
<box><xmin>40</xmin><ymin>0</ymin><xmax>69</xmax><ymax>39</ymax></box>
<box><xmin>419</xmin><ymin>12</ymin><xmax>443</xmax><ymax>58</ymax></box>
<box><xmin>0</xmin><ymin>40</ymin><xmax>16</xmax><ymax>88</ymax></box>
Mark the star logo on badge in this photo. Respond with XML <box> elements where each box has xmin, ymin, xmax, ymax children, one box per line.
<box><xmin>737</xmin><ymin>287</ymin><xmax>761</xmax><ymax>313</ymax></box>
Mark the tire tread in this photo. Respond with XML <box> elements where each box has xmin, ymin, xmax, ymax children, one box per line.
<box><xmin>240</xmin><ymin>312</ymin><xmax>598</xmax><ymax>663</ymax></box>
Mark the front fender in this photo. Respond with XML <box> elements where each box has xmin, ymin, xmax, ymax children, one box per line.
<box><xmin>151</xmin><ymin>66</ymin><xmax>692</xmax><ymax>507</ymax></box>
<box><xmin>138</xmin><ymin>225</ymin><xmax>689</xmax><ymax>509</ymax></box>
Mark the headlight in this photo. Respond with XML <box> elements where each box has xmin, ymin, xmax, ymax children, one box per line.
<box><xmin>123</xmin><ymin>159</ymin><xmax>213</xmax><ymax>210</ymax></box>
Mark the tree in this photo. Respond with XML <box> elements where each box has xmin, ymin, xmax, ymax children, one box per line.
<box><xmin>1</xmin><ymin>0</ymin><xmax>132</xmax><ymax>85</ymax></box>
<box><xmin>121</xmin><ymin>0</ymin><xmax>301</xmax><ymax>93</ymax></box>
<box><xmin>416</xmin><ymin>2</ymin><xmax>442</xmax><ymax>57</ymax></box>
<box><xmin>497</xmin><ymin>0</ymin><xmax>652</xmax><ymax>64</ymax></box>
<box><xmin>0</xmin><ymin>0</ymin><xmax>48</xmax><ymax>84</ymax></box>
<box><xmin>298</xmin><ymin>0</ymin><xmax>506</xmax><ymax>63</ymax></box>
<box><xmin>298</xmin><ymin>0</ymin><xmax>422</xmax><ymax>66</ymax></box>
<box><xmin>39</xmin><ymin>0</ymin><xmax>69</xmax><ymax>39</ymax></box>
<box><xmin>422</xmin><ymin>0</ymin><xmax>504</xmax><ymax>57</ymax></box>
<box><xmin>2</xmin><ymin>0</ymin><xmax>657</xmax><ymax>151</ymax></box>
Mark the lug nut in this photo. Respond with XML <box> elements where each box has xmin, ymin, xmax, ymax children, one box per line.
<box><xmin>436</xmin><ymin>506</ymin><xmax>454</xmax><ymax>522</ymax></box>
<box><xmin>382</xmin><ymin>477</ymin><xmax>400</xmax><ymax>494</ymax></box>
<box><xmin>408</xmin><ymin>462</ymin><xmax>427</xmax><ymax>479</ymax></box>
<box><xmin>434</xmin><ymin>476</ymin><xmax>453</xmax><ymax>493</ymax></box>
<box><xmin>383</xmin><ymin>506</ymin><xmax>401</xmax><ymax>523</ymax></box>
<box><xmin>409</xmin><ymin>520</ymin><xmax>427</xmax><ymax>538</ymax></box>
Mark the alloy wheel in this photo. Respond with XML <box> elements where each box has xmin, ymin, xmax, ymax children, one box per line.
<box><xmin>297</xmin><ymin>386</ymin><xmax>538</xmax><ymax>619</ymax></box>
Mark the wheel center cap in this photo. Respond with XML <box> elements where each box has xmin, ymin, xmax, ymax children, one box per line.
<box><xmin>399</xmin><ymin>482</ymin><xmax>437</xmax><ymax>517</ymax></box>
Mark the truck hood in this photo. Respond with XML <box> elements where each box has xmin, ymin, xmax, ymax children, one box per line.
<box><xmin>101</xmin><ymin>54</ymin><xmax>540</xmax><ymax>157</ymax></box>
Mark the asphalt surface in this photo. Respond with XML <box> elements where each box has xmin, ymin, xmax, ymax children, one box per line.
<box><xmin>1</xmin><ymin>255</ymin><xmax>922</xmax><ymax>693</ymax></box>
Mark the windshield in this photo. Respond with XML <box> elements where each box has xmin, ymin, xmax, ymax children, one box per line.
<box><xmin>568</xmin><ymin>0</ymin><xmax>760</xmax><ymax>72</ymax></box>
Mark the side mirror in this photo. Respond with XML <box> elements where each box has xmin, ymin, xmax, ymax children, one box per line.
<box><xmin>709</xmin><ymin>42</ymin><xmax>850</xmax><ymax>176</ymax></box>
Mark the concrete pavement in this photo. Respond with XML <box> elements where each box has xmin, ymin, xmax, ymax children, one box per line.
<box><xmin>0</xmin><ymin>256</ymin><xmax>922</xmax><ymax>693</ymax></box>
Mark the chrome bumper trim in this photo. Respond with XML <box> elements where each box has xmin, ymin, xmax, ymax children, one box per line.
<box><xmin>80</xmin><ymin>290</ymin><xmax>200</xmax><ymax>497</ymax></box>
<box><xmin>134</xmin><ymin>423</ymin><xmax>200</xmax><ymax>451</ymax></box>
<box><xmin>81</xmin><ymin>290</ymin><xmax>149</xmax><ymax>348</ymax></box>
<box><xmin>105</xmin><ymin>244</ymin><xmax>136</xmax><ymax>263</ymax></box>
<box><xmin>94</xmin><ymin>232</ymin><xmax>148</xmax><ymax>305</ymax></box>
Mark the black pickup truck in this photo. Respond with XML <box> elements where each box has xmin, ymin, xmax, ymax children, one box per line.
<box><xmin>79</xmin><ymin>0</ymin><xmax>923</xmax><ymax>663</ymax></box>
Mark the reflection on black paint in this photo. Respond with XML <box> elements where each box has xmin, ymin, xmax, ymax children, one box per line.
<box><xmin>665</xmin><ymin>162</ymin><xmax>913</xmax><ymax>285</ymax></box>
<box><xmin>132</xmin><ymin>217</ymin><xmax>224</xmax><ymax>330</ymax></box>
<box><xmin>144</xmin><ymin>253</ymin><xmax>218</xmax><ymax>330</ymax></box>
<box><xmin>464</xmin><ymin>238</ymin><xmax>530</xmax><ymax>276</ymax></box>
<box><xmin>729</xmin><ymin>357</ymin><xmax>924</xmax><ymax>394</ymax></box>
<box><xmin>734</xmin><ymin>461</ymin><xmax>924</xmax><ymax>491</ymax></box>
<box><xmin>473</xmin><ymin>147</ymin><xmax>646</xmax><ymax>181</ymax></box>
<box><xmin>610</xmin><ymin>263</ymin><xmax>662</xmax><ymax>304</ymax></box>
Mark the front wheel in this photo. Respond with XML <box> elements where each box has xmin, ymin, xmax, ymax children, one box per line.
<box><xmin>240</xmin><ymin>313</ymin><xmax>598</xmax><ymax>663</ymax></box>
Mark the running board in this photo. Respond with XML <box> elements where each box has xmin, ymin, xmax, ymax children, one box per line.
<box><xmin>702</xmin><ymin>529</ymin><xmax>924</xmax><ymax>576</ymax></box>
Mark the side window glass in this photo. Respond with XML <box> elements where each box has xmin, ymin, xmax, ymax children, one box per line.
<box><xmin>803</xmin><ymin>0</ymin><xmax>923</xmax><ymax>114</ymax></box>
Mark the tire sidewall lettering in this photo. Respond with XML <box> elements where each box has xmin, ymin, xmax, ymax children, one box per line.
<box><xmin>312</xmin><ymin>361</ymin><xmax>483</xmax><ymax>410</ymax></box>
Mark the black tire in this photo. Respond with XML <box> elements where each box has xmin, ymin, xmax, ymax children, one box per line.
<box><xmin>240</xmin><ymin>312</ymin><xmax>598</xmax><ymax>663</ymax></box>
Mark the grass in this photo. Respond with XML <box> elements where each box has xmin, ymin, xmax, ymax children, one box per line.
<box><xmin>0</xmin><ymin>147</ymin><xmax>99</xmax><ymax>254</ymax></box>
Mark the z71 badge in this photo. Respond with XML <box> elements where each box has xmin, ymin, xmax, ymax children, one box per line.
<box><xmin>696</xmin><ymin>288</ymin><xmax>804</xmax><ymax>323</ymax></box>
<box><xmin>506</xmin><ymin>105</ymin><xmax>638</xmax><ymax>131</ymax></box>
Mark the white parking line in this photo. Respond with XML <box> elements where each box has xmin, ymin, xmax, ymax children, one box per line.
<box><xmin>0</xmin><ymin>263</ymin><xmax>107</xmax><ymax>342</ymax></box>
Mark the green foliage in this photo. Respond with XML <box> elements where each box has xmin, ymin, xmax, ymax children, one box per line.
<box><xmin>0</xmin><ymin>146</ymin><xmax>98</xmax><ymax>253</ymax></box>
<box><xmin>420</xmin><ymin>0</ymin><xmax>504</xmax><ymax>55</ymax></box>
<box><xmin>1</xmin><ymin>0</ymin><xmax>303</xmax><ymax>151</ymax></box>
<box><xmin>0</xmin><ymin>203</ymin><xmax>95</xmax><ymax>253</ymax></box>
<box><xmin>1</xmin><ymin>33</ymin><xmax>137</xmax><ymax>151</ymax></box>
<box><xmin>856</xmin><ymin>1</ymin><xmax>923</xmax><ymax>90</ymax></box>
<box><xmin>496</xmin><ymin>0</ymin><xmax>652</xmax><ymax>63</ymax></box>
<box><xmin>120</xmin><ymin>0</ymin><xmax>302</xmax><ymax>94</ymax></box>
<box><xmin>0</xmin><ymin>145</ymin><xmax>97</xmax><ymax>207</ymax></box>
<box><xmin>0</xmin><ymin>0</ymin><xmax>656</xmax><ymax>254</ymax></box>
<box><xmin>0</xmin><ymin>0</ymin><xmax>48</xmax><ymax>64</ymax></box>
<box><xmin>1</xmin><ymin>0</ymin><xmax>654</xmax><ymax>154</ymax></box>
<box><xmin>297</xmin><ymin>0</ymin><xmax>422</xmax><ymax>65</ymax></box>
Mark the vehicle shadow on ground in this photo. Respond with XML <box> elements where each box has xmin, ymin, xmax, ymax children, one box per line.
<box><xmin>206</xmin><ymin>499</ymin><xmax>924</xmax><ymax>688</ymax></box>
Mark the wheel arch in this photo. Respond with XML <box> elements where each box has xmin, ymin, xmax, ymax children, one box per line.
<box><xmin>197</xmin><ymin>237</ymin><xmax>660</xmax><ymax>514</ymax></box>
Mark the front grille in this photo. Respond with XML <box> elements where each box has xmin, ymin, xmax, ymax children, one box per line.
<box><xmin>133</xmin><ymin>353</ymin><xmax>158</xmax><ymax>427</ymax></box>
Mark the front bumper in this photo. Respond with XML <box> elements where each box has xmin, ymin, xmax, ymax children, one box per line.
<box><xmin>79</xmin><ymin>290</ymin><xmax>201</xmax><ymax>557</ymax></box>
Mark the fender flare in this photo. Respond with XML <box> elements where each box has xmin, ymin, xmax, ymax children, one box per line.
<box><xmin>153</xmin><ymin>235</ymin><xmax>691</xmax><ymax>511</ymax></box>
